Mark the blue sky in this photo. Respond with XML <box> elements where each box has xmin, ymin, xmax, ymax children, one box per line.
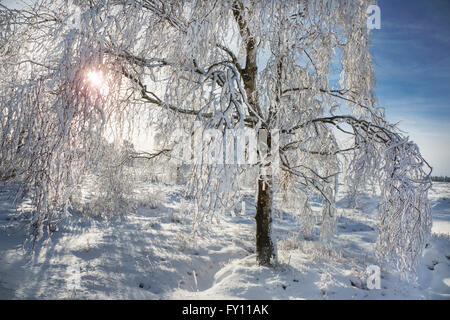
<box><xmin>370</xmin><ymin>0</ymin><xmax>450</xmax><ymax>176</ymax></box>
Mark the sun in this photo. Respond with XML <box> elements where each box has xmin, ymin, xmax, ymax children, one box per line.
<box><xmin>86</xmin><ymin>69</ymin><xmax>110</xmax><ymax>95</ymax></box>
<box><xmin>87</xmin><ymin>70</ymin><xmax>103</xmax><ymax>86</ymax></box>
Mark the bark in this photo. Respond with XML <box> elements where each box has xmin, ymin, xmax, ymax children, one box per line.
<box><xmin>255</xmin><ymin>129</ymin><xmax>276</xmax><ymax>265</ymax></box>
<box><xmin>233</xmin><ymin>0</ymin><xmax>276</xmax><ymax>266</ymax></box>
<box><xmin>255</xmin><ymin>174</ymin><xmax>275</xmax><ymax>265</ymax></box>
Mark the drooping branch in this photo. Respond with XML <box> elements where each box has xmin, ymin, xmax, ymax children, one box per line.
<box><xmin>283</xmin><ymin>115</ymin><xmax>394</xmax><ymax>144</ymax></box>
<box><xmin>216</xmin><ymin>44</ymin><xmax>243</xmax><ymax>75</ymax></box>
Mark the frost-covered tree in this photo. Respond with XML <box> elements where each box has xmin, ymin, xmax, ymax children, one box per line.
<box><xmin>0</xmin><ymin>0</ymin><xmax>432</xmax><ymax>272</ymax></box>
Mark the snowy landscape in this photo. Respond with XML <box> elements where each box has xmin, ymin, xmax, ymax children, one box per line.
<box><xmin>0</xmin><ymin>0</ymin><xmax>449</xmax><ymax>301</ymax></box>
<box><xmin>0</xmin><ymin>178</ymin><xmax>448</xmax><ymax>299</ymax></box>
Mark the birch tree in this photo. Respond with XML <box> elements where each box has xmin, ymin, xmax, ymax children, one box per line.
<box><xmin>0</xmin><ymin>0</ymin><xmax>432</xmax><ymax>272</ymax></box>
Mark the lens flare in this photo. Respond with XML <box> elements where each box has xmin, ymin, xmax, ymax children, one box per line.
<box><xmin>86</xmin><ymin>70</ymin><xmax>109</xmax><ymax>95</ymax></box>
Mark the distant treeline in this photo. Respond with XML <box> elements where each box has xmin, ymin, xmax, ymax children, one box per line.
<box><xmin>431</xmin><ymin>176</ymin><xmax>450</xmax><ymax>182</ymax></box>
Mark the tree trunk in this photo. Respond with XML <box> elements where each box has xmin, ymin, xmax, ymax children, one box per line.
<box><xmin>232</xmin><ymin>0</ymin><xmax>275</xmax><ymax>266</ymax></box>
<box><xmin>255</xmin><ymin>130</ymin><xmax>276</xmax><ymax>266</ymax></box>
<box><xmin>255</xmin><ymin>175</ymin><xmax>275</xmax><ymax>266</ymax></box>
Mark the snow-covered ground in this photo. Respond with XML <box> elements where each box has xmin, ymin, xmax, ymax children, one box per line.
<box><xmin>0</xmin><ymin>180</ymin><xmax>449</xmax><ymax>300</ymax></box>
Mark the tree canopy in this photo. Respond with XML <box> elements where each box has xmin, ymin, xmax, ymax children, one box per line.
<box><xmin>0</xmin><ymin>0</ymin><xmax>432</xmax><ymax>272</ymax></box>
